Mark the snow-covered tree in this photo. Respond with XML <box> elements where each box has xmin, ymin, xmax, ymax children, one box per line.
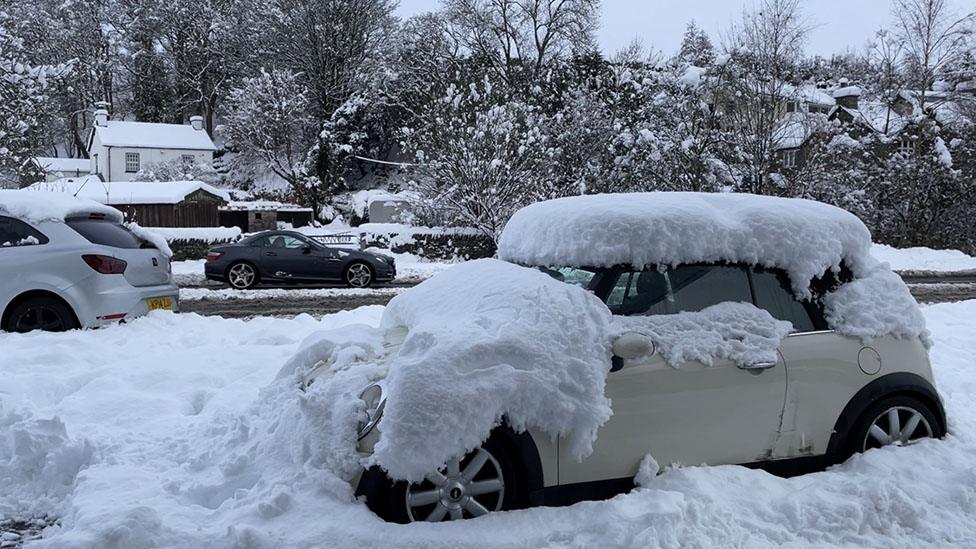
<box><xmin>678</xmin><ymin>21</ymin><xmax>716</xmax><ymax>67</ymax></box>
<box><xmin>0</xmin><ymin>15</ymin><xmax>72</xmax><ymax>186</ymax></box>
<box><xmin>222</xmin><ymin>69</ymin><xmax>317</xmax><ymax>197</ymax></box>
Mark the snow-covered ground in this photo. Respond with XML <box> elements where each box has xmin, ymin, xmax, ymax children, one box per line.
<box><xmin>871</xmin><ymin>243</ymin><xmax>976</xmax><ymax>273</ymax></box>
<box><xmin>2</xmin><ymin>301</ymin><xmax>976</xmax><ymax>547</ymax></box>
<box><xmin>179</xmin><ymin>287</ymin><xmax>403</xmax><ymax>301</ymax></box>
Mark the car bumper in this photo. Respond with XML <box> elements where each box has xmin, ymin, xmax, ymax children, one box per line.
<box><xmin>66</xmin><ymin>275</ymin><xmax>179</xmax><ymax>328</ymax></box>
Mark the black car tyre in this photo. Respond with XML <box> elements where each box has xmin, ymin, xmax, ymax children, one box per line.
<box><xmin>847</xmin><ymin>395</ymin><xmax>943</xmax><ymax>455</ymax></box>
<box><xmin>227</xmin><ymin>262</ymin><xmax>259</xmax><ymax>290</ymax></box>
<box><xmin>359</xmin><ymin>432</ymin><xmax>525</xmax><ymax>523</ymax></box>
<box><xmin>344</xmin><ymin>262</ymin><xmax>374</xmax><ymax>288</ymax></box>
<box><xmin>5</xmin><ymin>296</ymin><xmax>79</xmax><ymax>333</ymax></box>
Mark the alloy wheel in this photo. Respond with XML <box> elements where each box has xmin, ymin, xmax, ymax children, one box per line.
<box><xmin>405</xmin><ymin>447</ymin><xmax>506</xmax><ymax>522</ymax></box>
<box><xmin>861</xmin><ymin>405</ymin><xmax>934</xmax><ymax>451</ymax></box>
<box><xmin>346</xmin><ymin>263</ymin><xmax>373</xmax><ymax>288</ymax></box>
<box><xmin>13</xmin><ymin>305</ymin><xmax>67</xmax><ymax>332</ymax></box>
<box><xmin>228</xmin><ymin>263</ymin><xmax>256</xmax><ymax>289</ymax></box>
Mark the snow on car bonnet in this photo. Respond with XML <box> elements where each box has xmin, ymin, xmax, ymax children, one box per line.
<box><xmin>498</xmin><ymin>192</ymin><xmax>871</xmax><ymax>296</ymax></box>
<box><xmin>0</xmin><ymin>190</ymin><xmax>123</xmax><ymax>224</ymax></box>
<box><xmin>371</xmin><ymin>259</ymin><xmax>613</xmax><ymax>482</ymax></box>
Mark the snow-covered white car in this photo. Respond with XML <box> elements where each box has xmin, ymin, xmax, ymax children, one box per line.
<box><xmin>0</xmin><ymin>191</ymin><xmax>178</xmax><ymax>332</ymax></box>
<box><xmin>294</xmin><ymin>192</ymin><xmax>945</xmax><ymax>523</ymax></box>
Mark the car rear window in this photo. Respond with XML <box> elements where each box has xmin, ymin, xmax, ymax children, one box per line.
<box><xmin>0</xmin><ymin>216</ymin><xmax>49</xmax><ymax>247</ymax></box>
<box><xmin>67</xmin><ymin>219</ymin><xmax>145</xmax><ymax>249</ymax></box>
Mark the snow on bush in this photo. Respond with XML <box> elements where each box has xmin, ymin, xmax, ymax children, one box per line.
<box><xmin>369</xmin><ymin>259</ymin><xmax>613</xmax><ymax>481</ymax></box>
<box><xmin>614</xmin><ymin>302</ymin><xmax>793</xmax><ymax>368</ymax></box>
<box><xmin>498</xmin><ymin>192</ymin><xmax>873</xmax><ymax>298</ymax></box>
<box><xmin>0</xmin><ymin>190</ymin><xmax>122</xmax><ymax>223</ymax></box>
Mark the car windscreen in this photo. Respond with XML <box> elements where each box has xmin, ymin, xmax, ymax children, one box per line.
<box><xmin>537</xmin><ymin>266</ymin><xmax>599</xmax><ymax>290</ymax></box>
<box><xmin>67</xmin><ymin>219</ymin><xmax>147</xmax><ymax>249</ymax></box>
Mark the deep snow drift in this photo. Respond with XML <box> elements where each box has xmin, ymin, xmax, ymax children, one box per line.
<box><xmin>2</xmin><ymin>302</ymin><xmax>976</xmax><ymax>547</ymax></box>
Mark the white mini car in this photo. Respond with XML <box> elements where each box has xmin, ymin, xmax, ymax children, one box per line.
<box><xmin>0</xmin><ymin>191</ymin><xmax>178</xmax><ymax>332</ymax></box>
<box><xmin>302</xmin><ymin>192</ymin><xmax>945</xmax><ymax>523</ymax></box>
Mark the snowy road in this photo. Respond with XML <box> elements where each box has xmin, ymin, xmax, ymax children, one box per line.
<box><xmin>3</xmin><ymin>301</ymin><xmax>976</xmax><ymax>547</ymax></box>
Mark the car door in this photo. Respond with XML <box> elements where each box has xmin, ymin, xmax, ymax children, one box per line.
<box><xmin>558</xmin><ymin>264</ymin><xmax>788</xmax><ymax>485</ymax></box>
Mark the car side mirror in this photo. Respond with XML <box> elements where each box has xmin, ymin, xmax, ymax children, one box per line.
<box><xmin>302</xmin><ymin>245</ymin><xmax>312</xmax><ymax>254</ymax></box>
<box><xmin>611</xmin><ymin>332</ymin><xmax>654</xmax><ymax>372</ymax></box>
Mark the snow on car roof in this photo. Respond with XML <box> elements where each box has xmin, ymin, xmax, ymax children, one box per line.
<box><xmin>92</xmin><ymin>120</ymin><xmax>216</xmax><ymax>151</ymax></box>
<box><xmin>0</xmin><ymin>189</ymin><xmax>124</xmax><ymax>223</ymax></box>
<box><xmin>498</xmin><ymin>192</ymin><xmax>873</xmax><ymax>296</ymax></box>
<box><xmin>28</xmin><ymin>177</ymin><xmax>230</xmax><ymax>205</ymax></box>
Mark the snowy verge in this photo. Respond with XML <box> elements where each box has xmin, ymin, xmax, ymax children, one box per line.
<box><xmin>613</xmin><ymin>302</ymin><xmax>793</xmax><ymax>368</ymax></box>
<box><xmin>371</xmin><ymin>259</ymin><xmax>614</xmax><ymax>481</ymax></box>
<box><xmin>137</xmin><ymin>226</ymin><xmax>242</xmax><ymax>243</ymax></box>
<box><xmin>871</xmin><ymin>243</ymin><xmax>976</xmax><ymax>274</ymax></box>
<box><xmin>179</xmin><ymin>287</ymin><xmax>403</xmax><ymax>301</ymax></box>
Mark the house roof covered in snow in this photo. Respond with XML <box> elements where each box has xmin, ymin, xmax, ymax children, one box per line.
<box><xmin>88</xmin><ymin>121</ymin><xmax>216</xmax><ymax>151</ymax></box>
<box><xmin>28</xmin><ymin>177</ymin><xmax>230</xmax><ymax>205</ymax></box>
<box><xmin>32</xmin><ymin>157</ymin><xmax>91</xmax><ymax>174</ymax></box>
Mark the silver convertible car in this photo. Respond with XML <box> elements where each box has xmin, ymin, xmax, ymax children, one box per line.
<box><xmin>306</xmin><ymin>192</ymin><xmax>945</xmax><ymax>523</ymax></box>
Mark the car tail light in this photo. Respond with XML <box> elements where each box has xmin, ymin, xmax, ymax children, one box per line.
<box><xmin>82</xmin><ymin>254</ymin><xmax>127</xmax><ymax>274</ymax></box>
<box><xmin>206</xmin><ymin>251</ymin><xmax>224</xmax><ymax>262</ymax></box>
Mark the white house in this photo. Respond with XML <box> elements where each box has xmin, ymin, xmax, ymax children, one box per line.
<box><xmin>86</xmin><ymin>106</ymin><xmax>216</xmax><ymax>182</ymax></box>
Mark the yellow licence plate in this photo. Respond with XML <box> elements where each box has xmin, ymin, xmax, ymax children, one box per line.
<box><xmin>147</xmin><ymin>296</ymin><xmax>174</xmax><ymax>311</ymax></box>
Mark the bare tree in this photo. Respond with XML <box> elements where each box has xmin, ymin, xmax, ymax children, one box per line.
<box><xmin>443</xmin><ymin>0</ymin><xmax>599</xmax><ymax>84</ymax></box>
<box><xmin>893</xmin><ymin>0</ymin><xmax>974</xmax><ymax>110</ymax></box>
<box><xmin>719</xmin><ymin>0</ymin><xmax>809</xmax><ymax>194</ymax></box>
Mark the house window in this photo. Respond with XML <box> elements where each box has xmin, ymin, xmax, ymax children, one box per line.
<box><xmin>785</xmin><ymin>100</ymin><xmax>799</xmax><ymax>113</ymax></box>
<box><xmin>781</xmin><ymin>149</ymin><xmax>797</xmax><ymax>168</ymax></box>
<box><xmin>898</xmin><ymin>137</ymin><xmax>913</xmax><ymax>157</ymax></box>
<box><xmin>181</xmin><ymin>154</ymin><xmax>195</xmax><ymax>165</ymax></box>
<box><xmin>125</xmin><ymin>152</ymin><xmax>140</xmax><ymax>173</ymax></box>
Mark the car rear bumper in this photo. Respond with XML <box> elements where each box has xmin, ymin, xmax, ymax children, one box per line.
<box><xmin>65</xmin><ymin>275</ymin><xmax>179</xmax><ymax>328</ymax></box>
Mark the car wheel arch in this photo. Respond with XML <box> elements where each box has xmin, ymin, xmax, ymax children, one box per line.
<box><xmin>2</xmin><ymin>290</ymin><xmax>81</xmax><ymax>331</ymax></box>
<box><xmin>825</xmin><ymin>372</ymin><xmax>946</xmax><ymax>460</ymax></box>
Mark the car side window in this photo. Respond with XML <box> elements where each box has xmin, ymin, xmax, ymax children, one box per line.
<box><xmin>606</xmin><ymin>264</ymin><xmax>753</xmax><ymax>316</ymax></box>
<box><xmin>749</xmin><ymin>267</ymin><xmax>823</xmax><ymax>332</ymax></box>
<box><xmin>0</xmin><ymin>216</ymin><xmax>49</xmax><ymax>247</ymax></box>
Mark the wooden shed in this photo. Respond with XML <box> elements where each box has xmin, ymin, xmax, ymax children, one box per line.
<box><xmin>29</xmin><ymin>177</ymin><xmax>230</xmax><ymax>227</ymax></box>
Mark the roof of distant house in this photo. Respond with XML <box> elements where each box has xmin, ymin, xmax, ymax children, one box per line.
<box><xmin>28</xmin><ymin>176</ymin><xmax>230</xmax><ymax>205</ymax></box>
<box><xmin>32</xmin><ymin>157</ymin><xmax>91</xmax><ymax>174</ymax></box>
<box><xmin>833</xmin><ymin>86</ymin><xmax>863</xmax><ymax>99</ymax></box>
<box><xmin>89</xmin><ymin>121</ymin><xmax>216</xmax><ymax>151</ymax></box>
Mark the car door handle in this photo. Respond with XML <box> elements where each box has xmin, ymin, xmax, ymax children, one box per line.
<box><xmin>738</xmin><ymin>361</ymin><xmax>777</xmax><ymax>370</ymax></box>
<box><xmin>264</xmin><ymin>251</ymin><xmax>276</xmax><ymax>256</ymax></box>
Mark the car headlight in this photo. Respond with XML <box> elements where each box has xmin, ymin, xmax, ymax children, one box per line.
<box><xmin>357</xmin><ymin>383</ymin><xmax>386</xmax><ymax>440</ymax></box>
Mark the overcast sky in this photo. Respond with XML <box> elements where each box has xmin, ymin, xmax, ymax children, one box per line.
<box><xmin>394</xmin><ymin>0</ymin><xmax>905</xmax><ymax>58</ymax></box>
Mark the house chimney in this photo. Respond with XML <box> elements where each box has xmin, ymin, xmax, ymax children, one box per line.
<box><xmin>93</xmin><ymin>101</ymin><xmax>109</xmax><ymax>127</ymax></box>
<box><xmin>189</xmin><ymin>115</ymin><xmax>204</xmax><ymax>131</ymax></box>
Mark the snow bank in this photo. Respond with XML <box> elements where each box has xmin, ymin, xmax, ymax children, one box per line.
<box><xmin>498</xmin><ymin>192</ymin><xmax>872</xmax><ymax>297</ymax></box>
<box><xmin>0</xmin><ymin>190</ymin><xmax>122</xmax><ymax>224</ymax></box>
<box><xmin>613</xmin><ymin>302</ymin><xmax>793</xmax><ymax>368</ymax></box>
<box><xmin>872</xmin><ymin>243</ymin><xmax>976</xmax><ymax>273</ymax></box>
<box><xmin>372</xmin><ymin>259</ymin><xmax>613</xmax><ymax>481</ymax></box>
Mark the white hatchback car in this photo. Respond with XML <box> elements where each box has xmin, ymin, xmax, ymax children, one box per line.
<box><xmin>0</xmin><ymin>191</ymin><xmax>178</xmax><ymax>332</ymax></box>
<box><xmin>303</xmin><ymin>192</ymin><xmax>945</xmax><ymax>523</ymax></box>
